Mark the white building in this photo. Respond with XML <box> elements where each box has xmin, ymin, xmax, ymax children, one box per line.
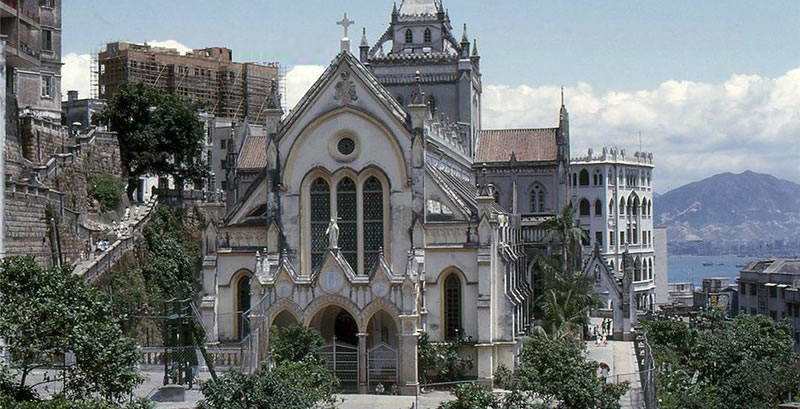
<box><xmin>571</xmin><ymin>147</ymin><xmax>657</xmax><ymax>312</ymax></box>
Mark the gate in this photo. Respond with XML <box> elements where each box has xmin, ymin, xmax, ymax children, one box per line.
<box><xmin>319</xmin><ymin>337</ymin><xmax>359</xmax><ymax>392</ymax></box>
<box><xmin>367</xmin><ymin>341</ymin><xmax>398</xmax><ymax>392</ymax></box>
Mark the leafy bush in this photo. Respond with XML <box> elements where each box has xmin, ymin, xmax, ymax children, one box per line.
<box><xmin>418</xmin><ymin>331</ymin><xmax>474</xmax><ymax>384</ymax></box>
<box><xmin>493</xmin><ymin>364</ymin><xmax>513</xmax><ymax>390</ymax></box>
<box><xmin>199</xmin><ymin>327</ymin><xmax>337</xmax><ymax>409</ymax></box>
<box><xmin>269</xmin><ymin>325</ymin><xmax>324</xmax><ymax>365</ymax></box>
<box><xmin>438</xmin><ymin>384</ymin><xmax>498</xmax><ymax>409</ymax></box>
<box><xmin>88</xmin><ymin>174</ymin><xmax>124</xmax><ymax>212</ymax></box>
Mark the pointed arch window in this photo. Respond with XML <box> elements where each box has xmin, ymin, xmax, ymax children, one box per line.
<box><xmin>363</xmin><ymin>177</ymin><xmax>384</xmax><ymax>272</ymax></box>
<box><xmin>444</xmin><ymin>274</ymin><xmax>462</xmax><ymax>339</ymax></box>
<box><xmin>236</xmin><ymin>275</ymin><xmax>251</xmax><ymax>340</ymax></box>
<box><xmin>609</xmin><ymin>198</ymin><xmax>615</xmax><ymax>216</ymax></box>
<box><xmin>424</xmin><ymin>28</ymin><xmax>432</xmax><ymax>43</ymax></box>
<box><xmin>579</xmin><ymin>169</ymin><xmax>590</xmax><ymax>186</ymax></box>
<box><xmin>594</xmin><ymin>199</ymin><xmax>603</xmax><ymax>216</ymax></box>
<box><xmin>337</xmin><ymin>177</ymin><xmax>358</xmax><ymax>270</ymax></box>
<box><xmin>310</xmin><ymin>178</ymin><xmax>330</xmax><ymax>269</ymax></box>
<box><xmin>579</xmin><ymin>198</ymin><xmax>591</xmax><ymax>216</ymax></box>
<box><xmin>405</xmin><ymin>29</ymin><xmax>413</xmax><ymax>43</ymax></box>
<box><xmin>530</xmin><ymin>184</ymin><xmax>546</xmax><ymax>213</ymax></box>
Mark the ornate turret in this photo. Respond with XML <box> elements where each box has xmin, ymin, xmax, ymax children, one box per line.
<box><xmin>359</xmin><ymin>28</ymin><xmax>370</xmax><ymax>63</ymax></box>
<box><xmin>460</xmin><ymin>24</ymin><xmax>470</xmax><ymax>58</ymax></box>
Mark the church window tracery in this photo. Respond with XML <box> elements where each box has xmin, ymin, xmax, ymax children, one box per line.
<box><xmin>405</xmin><ymin>29</ymin><xmax>413</xmax><ymax>43</ymax></box>
<box><xmin>424</xmin><ymin>28</ymin><xmax>432</xmax><ymax>43</ymax></box>
<box><xmin>337</xmin><ymin>177</ymin><xmax>358</xmax><ymax>270</ymax></box>
<box><xmin>529</xmin><ymin>184</ymin><xmax>546</xmax><ymax>213</ymax></box>
<box><xmin>363</xmin><ymin>177</ymin><xmax>384</xmax><ymax>271</ymax></box>
<box><xmin>310</xmin><ymin>178</ymin><xmax>330</xmax><ymax>269</ymax></box>
<box><xmin>594</xmin><ymin>199</ymin><xmax>602</xmax><ymax>216</ymax></box>
<box><xmin>444</xmin><ymin>274</ymin><xmax>462</xmax><ymax>339</ymax></box>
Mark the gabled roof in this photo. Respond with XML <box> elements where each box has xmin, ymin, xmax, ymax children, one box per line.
<box><xmin>426</xmin><ymin>163</ymin><xmax>504</xmax><ymax>217</ymax></box>
<box><xmin>279</xmin><ymin>51</ymin><xmax>408</xmax><ymax>138</ymax></box>
<box><xmin>398</xmin><ymin>0</ymin><xmax>441</xmax><ymax>17</ymax></box>
<box><xmin>237</xmin><ymin>134</ymin><xmax>268</xmax><ymax>171</ymax></box>
<box><xmin>475</xmin><ymin>128</ymin><xmax>558</xmax><ymax>163</ymax></box>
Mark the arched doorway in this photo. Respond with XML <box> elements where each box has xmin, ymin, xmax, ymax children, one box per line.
<box><xmin>310</xmin><ymin>305</ymin><xmax>360</xmax><ymax>392</ymax></box>
<box><xmin>366</xmin><ymin>310</ymin><xmax>399</xmax><ymax>392</ymax></box>
<box><xmin>236</xmin><ymin>275</ymin><xmax>251</xmax><ymax>340</ymax></box>
<box><xmin>272</xmin><ymin>310</ymin><xmax>299</xmax><ymax>331</ymax></box>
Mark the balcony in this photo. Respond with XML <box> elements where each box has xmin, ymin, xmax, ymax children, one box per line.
<box><xmin>5</xmin><ymin>38</ymin><xmax>40</xmax><ymax>68</ymax></box>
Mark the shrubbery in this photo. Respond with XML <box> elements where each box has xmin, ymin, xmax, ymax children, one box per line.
<box><xmin>88</xmin><ymin>173</ymin><xmax>124</xmax><ymax>212</ymax></box>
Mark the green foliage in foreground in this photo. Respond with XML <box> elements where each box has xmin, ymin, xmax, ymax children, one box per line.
<box><xmin>417</xmin><ymin>331</ymin><xmax>474</xmax><ymax>384</ymax></box>
<box><xmin>87</xmin><ymin>173</ymin><xmax>124</xmax><ymax>212</ymax></box>
<box><xmin>0</xmin><ymin>257</ymin><xmax>142</xmax><ymax>405</ymax></box>
<box><xmin>644</xmin><ymin>313</ymin><xmax>800</xmax><ymax>409</ymax></box>
<box><xmin>440</xmin><ymin>334</ymin><xmax>628</xmax><ymax>409</ymax></box>
<box><xmin>198</xmin><ymin>326</ymin><xmax>338</xmax><ymax>409</ymax></box>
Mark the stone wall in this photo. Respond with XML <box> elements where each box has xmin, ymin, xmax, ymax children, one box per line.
<box><xmin>4</xmin><ymin>183</ymin><xmax>59</xmax><ymax>265</ymax></box>
<box><xmin>52</xmin><ymin>131</ymin><xmax>122</xmax><ymax>213</ymax></box>
<box><xmin>20</xmin><ymin>114</ymin><xmax>67</xmax><ymax>165</ymax></box>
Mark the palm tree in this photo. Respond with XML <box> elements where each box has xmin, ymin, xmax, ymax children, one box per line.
<box><xmin>536</xmin><ymin>259</ymin><xmax>601</xmax><ymax>339</ymax></box>
<box><xmin>540</xmin><ymin>203</ymin><xmax>588</xmax><ymax>272</ymax></box>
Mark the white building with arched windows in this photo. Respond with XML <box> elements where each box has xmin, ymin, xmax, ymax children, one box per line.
<box><xmin>570</xmin><ymin>148</ymin><xmax>658</xmax><ymax>316</ymax></box>
<box><xmin>198</xmin><ymin>0</ymin><xmax>572</xmax><ymax>395</ymax></box>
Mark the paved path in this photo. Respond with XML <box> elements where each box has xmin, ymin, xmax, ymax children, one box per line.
<box><xmin>585</xmin><ymin>321</ymin><xmax>645</xmax><ymax>409</ymax></box>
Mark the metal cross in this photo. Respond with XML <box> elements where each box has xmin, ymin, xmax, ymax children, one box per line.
<box><xmin>337</xmin><ymin>13</ymin><xmax>355</xmax><ymax>38</ymax></box>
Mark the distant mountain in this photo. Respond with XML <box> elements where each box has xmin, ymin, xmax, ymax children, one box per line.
<box><xmin>655</xmin><ymin>171</ymin><xmax>800</xmax><ymax>243</ymax></box>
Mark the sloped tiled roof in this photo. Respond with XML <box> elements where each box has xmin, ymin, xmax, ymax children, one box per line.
<box><xmin>475</xmin><ymin>128</ymin><xmax>558</xmax><ymax>163</ymax></box>
<box><xmin>399</xmin><ymin>0</ymin><xmax>441</xmax><ymax>16</ymax></box>
<box><xmin>237</xmin><ymin>134</ymin><xmax>268</xmax><ymax>171</ymax></box>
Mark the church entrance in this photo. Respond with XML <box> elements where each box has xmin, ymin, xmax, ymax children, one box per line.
<box><xmin>310</xmin><ymin>305</ymin><xmax>360</xmax><ymax>392</ymax></box>
<box><xmin>366</xmin><ymin>310</ymin><xmax>398</xmax><ymax>392</ymax></box>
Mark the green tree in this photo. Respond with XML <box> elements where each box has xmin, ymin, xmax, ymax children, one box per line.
<box><xmin>645</xmin><ymin>314</ymin><xmax>800</xmax><ymax>409</ymax></box>
<box><xmin>0</xmin><ymin>257</ymin><xmax>142</xmax><ymax>404</ymax></box>
<box><xmin>540</xmin><ymin>203</ymin><xmax>587</xmax><ymax>271</ymax></box>
<box><xmin>509</xmin><ymin>335</ymin><xmax>628</xmax><ymax>409</ymax></box>
<box><xmin>198</xmin><ymin>327</ymin><xmax>338</xmax><ymax>409</ymax></box>
<box><xmin>87</xmin><ymin>174</ymin><xmax>124</xmax><ymax>212</ymax></box>
<box><xmin>96</xmin><ymin>82</ymin><xmax>208</xmax><ymax>199</ymax></box>
<box><xmin>538</xmin><ymin>260</ymin><xmax>601</xmax><ymax>339</ymax></box>
<box><xmin>269</xmin><ymin>325</ymin><xmax>324</xmax><ymax>365</ymax></box>
<box><xmin>417</xmin><ymin>331</ymin><xmax>474</xmax><ymax>384</ymax></box>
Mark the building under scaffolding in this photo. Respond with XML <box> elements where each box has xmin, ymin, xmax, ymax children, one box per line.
<box><xmin>98</xmin><ymin>41</ymin><xmax>280</xmax><ymax>123</ymax></box>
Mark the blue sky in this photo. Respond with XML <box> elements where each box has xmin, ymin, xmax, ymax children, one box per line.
<box><xmin>61</xmin><ymin>1</ymin><xmax>800</xmax><ymax>192</ymax></box>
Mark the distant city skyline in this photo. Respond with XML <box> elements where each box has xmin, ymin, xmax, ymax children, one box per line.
<box><xmin>60</xmin><ymin>1</ymin><xmax>800</xmax><ymax>193</ymax></box>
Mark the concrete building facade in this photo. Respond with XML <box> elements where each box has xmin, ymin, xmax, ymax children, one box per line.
<box><xmin>98</xmin><ymin>41</ymin><xmax>280</xmax><ymax>123</ymax></box>
<box><xmin>738</xmin><ymin>259</ymin><xmax>800</xmax><ymax>349</ymax></box>
<box><xmin>571</xmin><ymin>147</ymin><xmax>657</xmax><ymax>312</ymax></box>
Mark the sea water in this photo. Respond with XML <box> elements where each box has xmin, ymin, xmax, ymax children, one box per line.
<box><xmin>667</xmin><ymin>255</ymin><xmax>754</xmax><ymax>286</ymax></box>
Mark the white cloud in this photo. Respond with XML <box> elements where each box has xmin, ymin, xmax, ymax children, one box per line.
<box><xmin>285</xmin><ymin>65</ymin><xmax>325</xmax><ymax>110</ymax></box>
<box><xmin>483</xmin><ymin>69</ymin><xmax>800</xmax><ymax>193</ymax></box>
<box><xmin>148</xmin><ymin>40</ymin><xmax>192</xmax><ymax>55</ymax></box>
<box><xmin>61</xmin><ymin>52</ymin><xmax>92</xmax><ymax>100</ymax></box>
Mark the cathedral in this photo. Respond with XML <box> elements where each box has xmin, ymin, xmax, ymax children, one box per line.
<box><xmin>200</xmin><ymin>0</ymin><xmax>573</xmax><ymax>394</ymax></box>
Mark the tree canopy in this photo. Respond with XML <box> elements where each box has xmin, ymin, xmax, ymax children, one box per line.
<box><xmin>0</xmin><ymin>257</ymin><xmax>142</xmax><ymax>404</ymax></box>
<box><xmin>198</xmin><ymin>325</ymin><xmax>338</xmax><ymax>409</ymax></box>
<box><xmin>96</xmin><ymin>82</ymin><xmax>209</xmax><ymax>199</ymax></box>
<box><xmin>644</xmin><ymin>313</ymin><xmax>800</xmax><ymax>409</ymax></box>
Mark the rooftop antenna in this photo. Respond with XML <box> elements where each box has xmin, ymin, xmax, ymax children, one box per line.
<box><xmin>638</xmin><ymin>129</ymin><xmax>642</xmax><ymax>152</ymax></box>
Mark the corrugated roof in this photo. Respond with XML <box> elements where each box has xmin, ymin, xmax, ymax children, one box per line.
<box><xmin>475</xmin><ymin>128</ymin><xmax>558</xmax><ymax>163</ymax></box>
<box><xmin>399</xmin><ymin>0</ymin><xmax>441</xmax><ymax>16</ymax></box>
<box><xmin>237</xmin><ymin>135</ymin><xmax>268</xmax><ymax>171</ymax></box>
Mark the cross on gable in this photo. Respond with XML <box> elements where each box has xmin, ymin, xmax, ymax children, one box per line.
<box><xmin>337</xmin><ymin>13</ymin><xmax>355</xmax><ymax>38</ymax></box>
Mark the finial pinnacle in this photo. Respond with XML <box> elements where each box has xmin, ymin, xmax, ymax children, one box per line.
<box><xmin>561</xmin><ymin>86</ymin><xmax>565</xmax><ymax>106</ymax></box>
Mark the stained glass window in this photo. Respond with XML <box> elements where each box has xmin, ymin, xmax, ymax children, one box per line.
<box><xmin>444</xmin><ymin>274</ymin><xmax>462</xmax><ymax>339</ymax></box>
<box><xmin>310</xmin><ymin>178</ymin><xmax>330</xmax><ymax>269</ymax></box>
<box><xmin>337</xmin><ymin>177</ymin><xmax>358</xmax><ymax>270</ymax></box>
<box><xmin>363</xmin><ymin>177</ymin><xmax>383</xmax><ymax>272</ymax></box>
<box><xmin>530</xmin><ymin>184</ymin><xmax>545</xmax><ymax>213</ymax></box>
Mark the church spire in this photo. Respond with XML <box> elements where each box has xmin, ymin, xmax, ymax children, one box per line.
<box><xmin>471</xmin><ymin>39</ymin><xmax>479</xmax><ymax>57</ymax></box>
<box><xmin>359</xmin><ymin>27</ymin><xmax>370</xmax><ymax>62</ymax></box>
<box><xmin>460</xmin><ymin>24</ymin><xmax>470</xmax><ymax>58</ymax></box>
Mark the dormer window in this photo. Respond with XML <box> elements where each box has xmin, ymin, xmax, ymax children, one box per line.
<box><xmin>405</xmin><ymin>29</ymin><xmax>414</xmax><ymax>43</ymax></box>
<box><xmin>424</xmin><ymin>28</ymin><xmax>432</xmax><ymax>43</ymax></box>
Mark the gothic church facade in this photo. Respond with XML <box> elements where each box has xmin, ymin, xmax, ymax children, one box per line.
<box><xmin>200</xmin><ymin>0</ymin><xmax>571</xmax><ymax>394</ymax></box>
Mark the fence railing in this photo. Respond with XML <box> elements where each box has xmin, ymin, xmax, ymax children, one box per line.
<box><xmin>73</xmin><ymin>197</ymin><xmax>158</xmax><ymax>282</ymax></box>
<box><xmin>634</xmin><ymin>331</ymin><xmax>658</xmax><ymax>409</ymax></box>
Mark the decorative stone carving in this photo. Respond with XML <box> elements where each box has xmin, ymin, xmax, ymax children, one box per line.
<box><xmin>326</xmin><ymin>218</ymin><xmax>339</xmax><ymax>249</ymax></box>
<box><xmin>320</xmin><ymin>269</ymin><xmax>345</xmax><ymax>294</ymax></box>
<box><xmin>372</xmin><ymin>281</ymin><xmax>389</xmax><ymax>298</ymax></box>
<box><xmin>334</xmin><ymin>71</ymin><xmax>358</xmax><ymax>105</ymax></box>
